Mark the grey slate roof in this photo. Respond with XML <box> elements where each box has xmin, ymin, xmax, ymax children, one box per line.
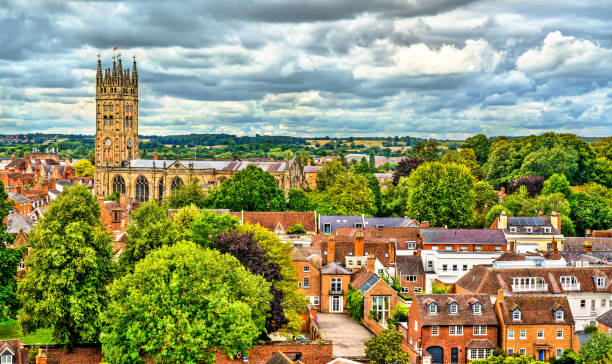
<box><xmin>421</xmin><ymin>228</ymin><xmax>507</xmax><ymax>245</ymax></box>
<box><xmin>6</xmin><ymin>214</ymin><xmax>34</xmax><ymax>234</ymax></box>
<box><xmin>320</xmin><ymin>262</ymin><xmax>352</xmax><ymax>275</ymax></box>
<box><xmin>597</xmin><ymin>309</ymin><xmax>612</xmax><ymax>327</ymax></box>
<box><xmin>128</xmin><ymin>159</ymin><xmax>287</xmax><ymax>172</ymax></box>
<box><xmin>8</xmin><ymin>193</ymin><xmax>31</xmax><ymax>204</ymax></box>
<box><xmin>319</xmin><ymin>215</ymin><xmax>418</xmax><ymax>233</ymax></box>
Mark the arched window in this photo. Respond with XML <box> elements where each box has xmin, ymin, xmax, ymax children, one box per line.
<box><xmin>135</xmin><ymin>176</ymin><xmax>149</xmax><ymax>202</ymax></box>
<box><xmin>112</xmin><ymin>175</ymin><xmax>125</xmax><ymax>195</ymax></box>
<box><xmin>158</xmin><ymin>178</ymin><xmax>164</xmax><ymax>200</ymax></box>
<box><xmin>104</xmin><ymin>116</ymin><xmax>108</xmax><ymax>126</ymax></box>
<box><xmin>170</xmin><ymin>177</ymin><xmax>183</xmax><ymax>192</ymax></box>
<box><xmin>109</xmin><ymin>115</ymin><xmax>113</xmax><ymax>125</ymax></box>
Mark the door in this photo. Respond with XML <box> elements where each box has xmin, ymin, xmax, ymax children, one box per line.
<box><xmin>538</xmin><ymin>350</ymin><xmax>545</xmax><ymax>361</ymax></box>
<box><xmin>451</xmin><ymin>348</ymin><xmax>458</xmax><ymax>364</ymax></box>
<box><xmin>330</xmin><ymin>296</ymin><xmax>343</xmax><ymax>312</ymax></box>
<box><xmin>426</xmin><ymin>346</ymin><xmax>443</xmax><ymax>364</ymax></box>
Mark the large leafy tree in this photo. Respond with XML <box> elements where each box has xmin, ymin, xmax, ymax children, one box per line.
<box><xmin>542</xmin><ymin>173</ymin><xmax>573</xmax><ymax>199</ymax></box>
<box><xmin>312</xmin><ymin>171</ymin><xmax>376</xmax><ymax>215</ymax></box>
<box><xmin>207</xmin><ymin>165</ymin><xmax>286</xmax><ymax>211</ymax></box>
<box><xmin>0</xmin><ymin>181</ymin><xmax>23</xmax><ymax>321</ymax></box>
<box><xmin>392</xmin><ymin>157</ymin><xmax>424</xmax><ymax>185</ymax></box>
<box><xmin>462</xmin><ymin>134</ymin><xmax>491</xmax><ymax>164</ymax></box>
<box><xmin>190</xmin><ymin>211</ymin><xmax>240</xmax><ymax>248</ymax></box>
<box><xmin>238</xmin><ymin>223</ymin><xmax>307</xmax><ymax>335</ymax></box>
<box><xmin>316</xmin><ymin>160</ymin><xmax>347</xmax><ymax>191</ymax></box>
<box><xmin>101</xmin><ymin>241</ymin><xmax>272</xmax><ymax>364</ymax></box>
<box><xmin>73</xmin><ymin>159</ymin><xmax>94</xmax><ymax>177</ymax></box>
<box><xmin>18</xmin><ymin>185</ymin><xmax>114</xmax><ymax>348</ymax></box>
<box><xmin>570</xmin><ymin>192</ymin><xmax>612</xmax><ymax>236</ymax></box>
<box><xmin>287</xmin><ymin>189</ymin><xmax>313</xmax><ymax>211</ymax></box>
<box><xmin>505</xmin><ymin>175</ymin><xmax>545</xmax><ymax>196</ymax></box>
<box><xmin>365</xmin><ymin>328</ymin><xmax>411</xmax><ymax>364</ymax></box>
<box><xmin>411</xmin><ymin>141</ymin><xmax>440</xmax><ymax>162</ymax></box>
<box><xmin>119</xmin><ymin>201</ymin><xmax>176</xmax><ymax>272</ymax></box>
<box><xmin>405</xmin><ymin>162</ymin><xmax>476</xmax><ymax>227</ymax></box>
<box><xmin>474</xmin><ymin>181</ymin><xmax>499</xmax><ymax>212</ymax></box>
<box><xmin>214</xmin><ymin>232</ymin><xmax>287</xmax><ymax>335</ymax></box>
<box><xmin>166</xmin><ymin>178</ymin><xmax>208</xmax><ymax>208</ymax></box>
<box><xmin>580</xmin><ymin>332</ymin><xmax>612</xmax><ymax>363</ymax></box>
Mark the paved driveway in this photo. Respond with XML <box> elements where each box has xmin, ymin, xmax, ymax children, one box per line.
<box><xmin>316</xmin><ymin>313</ymin><xmax>372</xmax><ymax>358</ymax></box>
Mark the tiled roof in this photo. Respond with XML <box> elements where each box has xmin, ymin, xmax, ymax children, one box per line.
<box><xmin>320</xmin><ymin>262</ymin><xmax>352</xmax><ymax>275</ymax></box>
<box><xmin>564</xmin><ymin>237</ymin><xmax>612</xmax><ymax>252</ymax></box>
<box><xmin>238</xmin><ymin>211</ymin><xmax>317</xmax><ymax>233</ymax></box>
<box><xmin>597</xmin><ymin>309</ymin><xmax>612</xmax><ymax>327</ymax></box>
<box><xmin>303</xmin><ymin>166</ymin><xmax>321</xmax><ymax>173</ymax></box>
<box><xmin>456</xmin><ymin>265</ymin><xmax>612</xmax><ymax>294</ymax></box>
<box><xmin>498</xmin><ymin>296</ymin><xmax>574</xmax><ymax>325</ymax></box>
<box><xmin>414</xmin><ymin>294</ymin><xmax>497</xmax><ymax>326</ymax></box>
<box><xmin>466</xmin><ymin>339</ymin><xmax>496</xmax><ymax>349</ymax></box>
<box><xmin>351</xmin><ymin>268</ymin><xmax>373</xmax><ymax>290</ymax></box>
<box><xmin>320</xmin><ymin>239</ymin><xmax>394</xmax><ymax>266</ymax></box>
<box><xmin>0</xmin><ymin>340</ymin><xmax>19</xmax><ymax>360</ymax></box>
<box><xmin>8</xmin><ymin>192</ymin><xmax>31</xmax><ymax>204</ymax></box>
<box><xmin>319</xmin><ymin>215</ymin><xmax>418</xmax><ymax>233</ymax></box>
<box><xmin>291</xmin><ymin>246</ymin><xmax>321</xmax><ymax>262</ymax></box>
<box><xmin>494</xmin><ymin>252</ymin><xmax>526</xmax><ymax>262</ymax></box>
<box><xmin>396</xmin><ymin>255</ymin><xmax>424</xmax><ymax>276</ymax></box>
<box><xmin>6</xmin><ymin>215</ymin><xmax>34</xmax><ymax>234</ymax></box>
<box><xmin>421</xmin><ymin>229</ymin><xmax>506</xmax><ymax>245</ymax></box>
<box><xmin>128</xmin><ymin>159</ymin><xmax>288</xmax><ymax>172</ymax></box>
<box><xmin>336</xmin><ymin>226</ymin><xmax>421</xmax><ymax>241</ymax></box>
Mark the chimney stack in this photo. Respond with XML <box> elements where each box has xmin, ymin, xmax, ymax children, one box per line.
<box><xmin>327</xmin><ymin>235</ymin><xmax>335</xmax><ymax>264</ymax></box>
<box><xmin>11</xmin><ymin>155</ymin><xmax>15</xmax><ymax>162</ymax></box>
<box><xmin>36</xmin><ymin>348</ymin><xmax>47</xmax><ymax>364</ymax></box>
<box><xmin>496</xmin><ymin>288</ymin><xmax>505</xmax><ymax>304</ymax></box>
<box><xmin>420</xmin><ymin>221</ymin><xmax>430</xmax><ymax>228</ymax></box>
<box><xmin>153</xmin><ymin>152</ymin><xmax>158</xmax><ymax>161</ymax></box>
<box><xmin>355</xmin><ymin>231</ymin><xmax>364</xmax><ymax>256</ymax></box>
<box><xmin>550</xmin><ymin>211</ymin><xmax>560</xmax><ymax>232</ymax></box>
<box><xmin>499</xmin><ymin>211</ymin><xmax>508</xmax><ymax>229</ymax></box>
<box><xmin>367</xmin><ymin>256</ymin><xmax>376</xmax><ymax>274</ymax></box>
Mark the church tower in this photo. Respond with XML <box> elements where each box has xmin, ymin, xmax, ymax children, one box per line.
<box><xmin>95</xmin><ymin>55</ymin><xmax>139</xmax><ymax>167</ymax></box>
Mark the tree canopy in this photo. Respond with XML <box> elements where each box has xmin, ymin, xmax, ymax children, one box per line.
<box><xmin>18</xmin><ymin>185</ymin><xmax>114</xmax><ymax>348</ymax></box>
<box><xmin>365</xmin><ymin>328</ymin><xmax>411</xmax><ymax>364</ymax></box>
<box><xmin>206</xmin><ymin>165</ymin><xmax>286</xmax><ymax>211</ymax></box>
<box><xmin>73</xmin><ymin>159</ymin><xmax>94</xmax><ymax>177</ymax></box>
<box><xmin>392</xmin><ymin>157</ymin><xmax>424</xmax><ymax>185</ymax></box>
<box><xmin>101</xmin><ymin>240</ymin><xmax>272</xmax><ymax>364</ymax></box>
<box><xmin>0</xmin><ymin>181</ymin><xmax>22</xmax><ymax>321</ymax></box>
<box><xmin>166</xmin><ymin>178</ymin><xmax>208</xmax><ymax>209</ymax></box>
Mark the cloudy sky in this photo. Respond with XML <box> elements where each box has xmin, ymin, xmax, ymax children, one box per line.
<box><xmin>0</xmin><ymin>0</ymin><xmax>611</xmax><ymax>138</ymax></box>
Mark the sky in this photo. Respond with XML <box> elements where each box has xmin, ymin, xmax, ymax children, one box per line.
<box><xmin>0</xmin><ymin>0</ymin><xmax>611</xmax><ymax>139</ymax></box>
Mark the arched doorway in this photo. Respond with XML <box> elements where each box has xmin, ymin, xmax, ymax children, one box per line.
<box><xmin>427</xmin><ymin>346</ymin><xmax>443</xmax><ymax>364</ymax></box>
<box><xmin>112</xmin><ymin>175</ymin><xmax>125</xmax><ymax>195</ymax></box>
<box><xmin>135</xmin><ymin>175</ymin><xmax>149</xmax><ymax>202</ymax></box>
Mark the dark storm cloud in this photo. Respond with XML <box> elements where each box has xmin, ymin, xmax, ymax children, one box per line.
<box><xmin>0</xmin><ymin>0</ymin><xmax>610</xmax><ymax>137</ymax></box>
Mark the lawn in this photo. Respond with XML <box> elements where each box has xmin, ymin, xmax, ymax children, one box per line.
<box><xmin>0</xmin><ymin>319</ymin><xmax>54</xmax><ymax>344</ymax></box>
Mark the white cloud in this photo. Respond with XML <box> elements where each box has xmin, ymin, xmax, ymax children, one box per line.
<box><xmin>352</xmin><ymin>39</ymin><xmax>502</xmax><ymax>79</ymax></box>
<box><xmin>516</xmin><ymin>31</ymin><xmax>612</xmax><ymax>76</ymax></box>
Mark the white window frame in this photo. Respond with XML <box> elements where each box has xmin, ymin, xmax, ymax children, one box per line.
<box><xmin>473</xmin><ymin>325</ymin><xmax>487</xmax><ymax>335</ymax></box>
<box><xmin>303</xmin><ymin>277</ymin><xmax>310</xmax><ymax>288</ymax></box>
<box><xmin>537</xmin><ymin>330</ymin><xmax>544</xmax><ymax>339</ymax></box>
<box><xmin>513</xmin><ymin>309</ymin><xmax>521</xmax><ymax>321</ymax></box>
<box><xmin>510</xmin><ymin>226</ymin><xmax>517</xmax><ymax>233</ymax></box>
<box><xmin>463</xmin><ymin>264</ymin><xmax>468</xmax><ymax>271</ymax></box>
<box><xmin>303</xmin><ymin>266</ymin><xmax>310</xmax><ymax>272</ymax></box>
<box><xmin>460</xmin><ymin>246</ymin><xmax>468</xmax><ymax>252</ymax></box>
<box><xmin>414</xmin><ymin>287</ymin><xmax>422</xmax><ymax>293</ymax></box>
<box><xmin>1</xmin><ymin>355</ymin><xmax>13</xmax><ymax>364</ymax></box>
<box><xmin>508</xmin><ymin>329</ymin><xmax>514</xmax><ymax>339</ymax></box>
<box><xmin>544</xmin><ymin>227</ymin><xmax>552</xmax><ymax>233</ymax></box>
<box><xmin>557</xmin><ymin>348</ymin><xmax>563</xmax><ymax>358</ymax></box>
<box><xmin>525</xmin><ymin>227</ymin><xmax>533</xmax><ymax>233</ymax></box>
<box><xmin>449</xmin><ymin>303</ymin><xmax>458</xmax><ymax>315</ymax></box>
<box><xmin>595</xmin><ymin>277</ymin><xmax>606</xmax><ymax>288</ymax></box>
<box><xmin>429</xmin><ymin>303</ymin><xmax>438</xmax><ymax>314</ymax></box>
<box><xmin>555</xmin><ymin>310</ymin><xmax>564</xmax><ymax>321</ymax></box>
<box><xmin>508</xmin><ymin>348</ymin><xmax>514</xmax><ymax>356</ymax></box>
<box><xmin>401</xmin><ymin>287</ymin><xmax>410</xmax><ymax>293</ymax></box>
<box><xmin>520</xmin><ymin>330</ymin><xmax>526</xmax><ymax>339</ymax></box>
<box><xmin>431</xmin><ymin>325</ymin><xmax>439</xmax><ymax>336</ymax></box>
<box><xmin>557</xmin><ymin>330</ymin><xmax>563</xmax><ymax>339</ymax></box>
<box><xmin>473</xmin><ymin>303</ymin><xmax>482</xmax><ymax>315</ymax></box>
<box><xmin>475</xmin><ymin>246</ymin><xmax>483</xmax><ymax>252</ymax></box>
<box><xmin>406</xmin><ymin>275</ymin><xmax>417</xmax><ymax>282</ymax></box>
<box><xmin>323</xmin><ymin>223</ymin><xmax>331</xmax><ymax>234</ymax></box>
<box><xmin>449</xmin><ymin>325</ymin><xmax>463</xmax><ymax>336</ymax></box>
<box><xmin>519</xmin><ymin>348</ymin><xmax>526</xmax><ymax>356</ymax></box>
<box><xmin>312</xmin><ymin>296</ymin><xmax>319</xmax><ymax>305</ymax></box>
<box><xmin>406</xmin><ymin>241</ymin><xmax>416</xmax><ymax>249</ymax></box>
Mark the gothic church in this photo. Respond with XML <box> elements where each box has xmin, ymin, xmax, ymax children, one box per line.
<box><xmin>94</xmin><ymin>57</ymin><xmax>305</xmax><ymax>201</ymax></box>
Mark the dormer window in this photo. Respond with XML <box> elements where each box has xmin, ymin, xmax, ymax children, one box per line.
<box><xmin>473</xmin><ymin>303</ymin><xmax>482</xmax><ymax>315</ymax></box>
<box><xmin>449</xmin><ymin>302</ymin><xmax>458</xmax><ymax>315</ymax></box>
<box><xmin>525</xmin><ymin>227</ymin><xmax>533</xmax><ymax>234</ymax></box>
<box><xmin>512</xmin><ymin>308</ymin><xmax>522</xmax><ymax>321</ymax></box>
<box><xmin>429</xmin><ymin>303</ymin><xmax>438</xmax><ymax>314</ymax></box>
<box><xmin>555</xmin><ymin>309</ymin><xmax>564</xmax><ymax>321</ymax></box>
<box><xmin>544</xmin><ymin>227</ymin><xmax>552</xmax><ymax>233</ymax></box>
<box><xmin>355</xmin><ymin>223</ymin><xmax>363</xmax><ymax>228</ymax></box>
<box><xmin>595</xmin><ymin>277</ymin><xmax>606</xmax><ymax>288</ymax></box>
<box><xmin>510</xmin><ymin>227</ymin><xmax>517</xmax><ymax>233</ymax></box>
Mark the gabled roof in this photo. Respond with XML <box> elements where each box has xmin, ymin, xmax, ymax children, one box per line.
<box><xmin>498</xmin><ymin>296</ymin><xmax>574</xmax><ymax>325</ymax></box>
<box><xmin>6</xmin><ymin>214</ymin><xmax>34</xmax><ymax>234</ymax></box>
<box><xmin>414</xmin><ymin>294</ymin><xmax>497</xmax><ymax>326</ymax></box>
<box><xmin>421</xmin><ymin>228</ymin><xmax>506</xmax><ymax>245</ymax></box>
<box><xmin>320</xmin><ymin>262</ymin><xmax>352</xmax><ymax>275</ymax></box>
<box><xmin>396</xmin><ymin>255</ymin><xmax>424</xmax><ymax>276</ymax></box>
<box><xmin>597</xmin><ymin>309</ymin><xmax>612</xmax><ymax>327</ymax></box>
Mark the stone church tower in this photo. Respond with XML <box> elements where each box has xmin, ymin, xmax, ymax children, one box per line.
<box><xmin>95</xmin><ymin>55</ymin><xmax>139</xmax><ymax>167</ymax></box>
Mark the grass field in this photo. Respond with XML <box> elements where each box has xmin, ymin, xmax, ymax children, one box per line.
<box><xmin>0</xmin><ymin>319</ymin><xmax>54</xmax><ymax>344</ymax></box>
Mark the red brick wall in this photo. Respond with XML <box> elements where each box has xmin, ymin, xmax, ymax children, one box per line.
<box><xmin>21</xmin><ymin>342</ymin><xmax>332</xmax><ymax>364</ymax></box>
<box><xmin>399</xmin><ymin>274</ymin><xmax>425</xmax><ymax>298</ymax></box>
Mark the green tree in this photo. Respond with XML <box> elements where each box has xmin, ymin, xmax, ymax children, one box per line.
<box><xmin>542</xmin><ymin>173</ymin><xmax>572</xmax><ymax>199</ymax></box>
<box><xmin>405</xmin><ymin>162</ymin><xmax>476</xmax><ymax>227</ymax></box>
<box><xmin>561</xmin><ymin>215</ymin><xmax>576</xmax><ymax>237</ymax></box>
<box><xmin>286</xmin><ymin>223</ymin><xmax>307</xmax><ymax>235</ymax></box>
<box><xmin>238</xmin><ymin>223</ymin><xmax>307</xmax><ymax>335</ymax></box>
<box><xmin>346</xmin><ymin>285</ymin><xmax>364</xmax><ymax>321</ymax></box>
<box><xmin>73</xmin><ymin>159</ymin><xmax>94</xmax><ymax>177</ymax></box>
<box><xmin>0</xmin><ymin>181</ymin><xmax>23</xmax><ymax>321</ymax></box>
<box><xmin>458</xmin><ymin>148</ymin><xmax>484</xmax><ymax>179</ymax></box>
<box><xmin>190</xmin><ymin>211</ymin><xmax>240</xmax><ymax>249</ymax></box>
<box><xmin>570</xmin><ymin>192</ymin><xmax>612</xmax><ymax>236</ymax></box>
<box><xmin>387</xmin><ymin>302</ymin><xmax>409</xmax><ymax>328</ymax></box>
<box><xmin>207</xmin><ymin>165</ymin><xmax>286</xmax><ymax>211</ymax></box>
<box><xmin>462</xmin><ymin>134</ymin><xmax>491</xmax><ymax>164</ymax></box>
<box><xmin>520</xmin><ymin>145</ymin><xmax>579</xmax><ymax>182</ymax></box>
<box><xmin>580</xmin><ymin>333</ymin><xmax>612</xmax><ymax>363</ymax></box>
<box><xmin>432</xmin><ymin>281</ymin><xmax>451</xmax><ymax>294</ymax></box>
<box><xmin>119</xmin><ymin>201</ymin><xmax>176</xmax><ymax>272</ymax></box>
<box><xmin>312</xmin><ymin>172</ymin><xmax>375</xmax><ymax>215</ymax></box>
<box><xmin>166</xmin><ymin>178</ymin><xmax>208</xmax><ymax>208</ymax></box>
<box><xmin>171</xmin><ymin>204</ymin><xmax>201</xmax><ymax>241</ymax></box>
<box><xmin>593</xmin><ymin>157</ymin><xmax>612</xmax><ymax>188</ymax></box>
<box><xmin>101</xmin><ymin>241</ymin><xmax>272</xmax><ymax>364</ymax></box>
<box><xmin>474</xmin><ymin>181</ymin><xmax>499</xmax><ymax>212</ymax></box>
<box><xmin>18</xmin><ymin>185</ymin><xmax>114</xmax><ymax>348</ymax></box>
<box><xmin>441</xmin><ymin>150</ymin><xmax>459</xmax><ymax>164</ymax></box>
<box><xmin>486</xmin><ymin>205</ymin><xmax>507</xmax><ymax>228</ymax></box>
<box><xmin>316</xmin><ymin>160</ymin><xmax>347</xmax><ymax>191</ymax></box>
<box><xmin>471</xmin><ymin>355</ymin><xmax>544</xmax><ymax>363</ymax></box>
<box><xmin>365</xmin><ymin>328</ymin><xmax>411</xmax><ymax>364</ymax></box>
<box><xmin>287</xmin><ymin>189</ymin><xmax>313</xmax><ymax>211</ymax></box>
<box><xmin>412</xmin><ymin>141</ymin><xmax>440</xmax><ymax>162</ymax></box>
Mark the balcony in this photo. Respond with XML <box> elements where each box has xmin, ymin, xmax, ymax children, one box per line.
<box><xmin>511</xmin><ymin>284</ymin><xmax>548</xmax><ymax>292</ymax></box>
<box><xmin>562</xmin><ymin>283</ymin><xmax>581</xmax><ymax>291</ymax></box>
<box><xmin>329</xmin><ymin>288</ymin><xmax>343</xmax><ymax>295</ymax></box>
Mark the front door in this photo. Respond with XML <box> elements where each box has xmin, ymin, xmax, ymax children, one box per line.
<box><xmin>538</xmin><ymin>350</ymin><xmax>545</xmax><ymax>361</ymax></box>
<box><xmin>451</xmin><ymin>348</ymin><xmax>458</xmax><ymax>363</ymax></box>
<box><xmin>330</xmin><ymin>295</ymin><xmax>343</xmax><ymax>312</ymax></box>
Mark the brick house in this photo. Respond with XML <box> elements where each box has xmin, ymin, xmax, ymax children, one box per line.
<box><xmin>303</xmin><ymin>165</ymin><xmax>321</xmax><ymax>190</ymax></box>
<box><xmin>319</xmin><ymin>233</ymin><xmax>396</xmax><ymax>276</ymax></box>
<box><xmin>490</xmin><ymin>212</ymin><xmax>564</xmax><ymax>252</ymax></box>
<box><xmin>320</xmin><ymin>262</ymin><xmax>352</xmax><ymax>313</ymax></box>
<box><xmin>403</xmin><ymin>294</ymin><xmax>498</xmax><ymax>364</ymax></box>
<box><xmin>335</xmin><ymin>226</ymin><xmax>422</xmax><ymax>256</ymax></box>
<box><xmin>291</xmin><ymin>246</ymin><xmax>322</xmax><ymax>308</ymax></box>
<box><xmin>0</xmin><ymin>340</ymin><xmax>22</xmax><ymax>364</ymax></box>
<box><xmin>420</xmin><ymin>228</ymin><xmax>507</xmax><ymax>252</ymax></box>
<box><xmin>351</xmin><ymin>260</ymin><xmax>400</xmax><ymax>330</ymax></box>
<box><xmin>8</xmin><ymin>192</ymin><xmax>32</xmax><ymax>216</ymax></box>
<box><xmin>396</xmin><ymin>255</ymin><xmax>425</xmax><ymax>298</ymax></box>
<box><xmin>495</xmin><ymin>291</ymin><xmax>577</xmax><ymax>361</ymax></box>
<box><xmin>596</xmin><ymin>309</ymin><xmax>612</xmax><ymax>334</ymax></box>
